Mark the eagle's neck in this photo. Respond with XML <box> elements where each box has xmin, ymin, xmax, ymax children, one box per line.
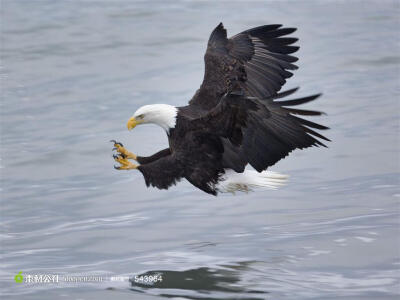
<box><xmin>149</xmin><ymin>104</ymin><xmax>178</xmax><ymax>131</ymax></box>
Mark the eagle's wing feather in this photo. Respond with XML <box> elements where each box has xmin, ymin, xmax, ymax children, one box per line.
<box><xmin>190</xmin><ymin>91</ymin><xmax>330</xmax><ymax>172</ymax></box>
<box><xmin>190</xmin><ymin>92</ymin><xmax>259</xmax><ymax>146</ymax></box>
<box><xmin>188</xmin><ymin>23</ymin><xmax>299</xmax><ymax>110</ymax></box>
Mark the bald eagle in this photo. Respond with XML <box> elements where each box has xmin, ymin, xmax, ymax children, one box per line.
<box><xmin>112</xmin><ymin>23</ymin><xmax>329</xmax><ymax>195</ymax></box>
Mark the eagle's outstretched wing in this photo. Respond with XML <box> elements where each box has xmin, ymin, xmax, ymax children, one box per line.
<box><xmin>190</xmin><ymin>90</ymin><xmax>330</xmax><ymax>173</ymax></box>
<box><xmin>189</xmin><ymin>23</ymin><xmax>299</xmax><ymax>110</ymax></box>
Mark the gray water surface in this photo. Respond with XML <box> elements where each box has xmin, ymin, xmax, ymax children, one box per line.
<box><xmin>1</xmin><ymin>1</ymin><xmax>400</xmax><ymax>299</ymax></box>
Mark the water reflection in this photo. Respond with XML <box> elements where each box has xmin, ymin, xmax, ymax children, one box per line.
<box><xmin>130</xmin><ymin>262</ymin><xmax>267</xmax><ymax>300</ymax></box>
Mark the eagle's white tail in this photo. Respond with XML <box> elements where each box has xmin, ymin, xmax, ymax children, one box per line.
<box><xmin>217</xmin><ymin>169</ymin><xmax>288</xmax><ymax>193</ymax></box>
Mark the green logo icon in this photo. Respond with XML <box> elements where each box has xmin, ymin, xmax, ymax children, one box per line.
<box><xmin>14</xmin><ymin>271</ymin><xmax>23</xmax><ymax>283</ymax></box>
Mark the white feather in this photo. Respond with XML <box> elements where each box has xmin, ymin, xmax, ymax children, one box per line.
<box><xmin>217</xmin><ymin>169</ymin><xmax>288</xmax><ymax>193</ymax></box>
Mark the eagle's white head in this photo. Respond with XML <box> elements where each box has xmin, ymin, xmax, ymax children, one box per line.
<box><xmin>127</xmin><ymin>104</ymin><xmax>178</xmax><ymax>131</ymax></box>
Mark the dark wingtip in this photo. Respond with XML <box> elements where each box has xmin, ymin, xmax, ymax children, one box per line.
<box><xmin>277</xmin><ymin>93</ymin><xmax>323</xmax><ymax>107</ymax></box>
<box><xmin>283</xmin><ymin>27</ymin><xmax>297</xmax><ymax>35</ymax></box>
<box><xmin>209</xmin><ymin>22</ymin><xmax>228</xmax><ymax>45</ymax></box>
<box><xmin>315</xmin><ymin>93</ymin><xmax>323</xmax><ymax>98</ymax></box>
<box><xmin>271</xmin><ymin>87</ymin><xmax>300</xmax><ymax>100</ymax></box>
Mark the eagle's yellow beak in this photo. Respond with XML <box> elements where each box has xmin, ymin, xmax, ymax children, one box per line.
<box><xmin>127</xmin><ymin>117</ymin><xmax>141</xmax><ymax>130</ymax></box>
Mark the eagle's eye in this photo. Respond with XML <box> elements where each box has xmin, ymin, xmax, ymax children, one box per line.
<box><xmin>136</xmin><ymin>114</ymin><xmax>144</xmax><ymax>120</ymax></box>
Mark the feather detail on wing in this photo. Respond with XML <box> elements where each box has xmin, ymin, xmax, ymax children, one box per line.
<box><xmin>189</xmin><ymin>23</ymin><xmax>299</xmax><ymax>110</ymax></box>
<box><xmin>190</xmin><ymin>90</ymin><xmax>330</xmax><ymax>172</ymax></box>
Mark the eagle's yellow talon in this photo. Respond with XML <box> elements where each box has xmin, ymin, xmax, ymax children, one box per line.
<box><xmin>111</xmin><ymin>140</ymin><xmax>137</xmax><ymax>160</ymax></box>
<box><xmin>113</xmin><ymin>154</ymin><xmax>138</xmax><ymax>170</ymax></box>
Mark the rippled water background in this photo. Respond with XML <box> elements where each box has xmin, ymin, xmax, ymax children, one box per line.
<box><xmin>1</xmin><ymin>1</ymin><xmax>399</xmax><ymax>299</ymax></box>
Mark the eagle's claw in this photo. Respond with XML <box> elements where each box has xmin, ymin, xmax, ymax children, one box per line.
<box><xmin>110</xmin><ymin>140</ymin><xmax>137</xmax><ymax>161</ymax></box>
<box><xmin>110</xmin><ymin>140</ymin><xmax>123</xmax><ymax>147</ymax></box>
<box><xmin>113</xmin><ymin>153</ymin><xmax>138</xmax><ymax>170</ymax></box>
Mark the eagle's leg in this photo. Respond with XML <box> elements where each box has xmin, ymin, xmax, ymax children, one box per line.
<box><xmin>111</xmin><ymin>140</ymin><xmax>137</xmax><ymax>160</ymax></box>
<box><xmin>113</xmin><ymin>154</ymin><xmax>138</xmax><ymax>170</ymax></box>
